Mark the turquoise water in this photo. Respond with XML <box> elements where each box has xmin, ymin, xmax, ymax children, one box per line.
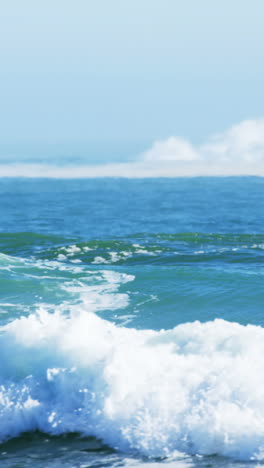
<box><xmin>1</xmin><ymin>177</ymin><xmax>264</xmax><ymax>467</ymax></box>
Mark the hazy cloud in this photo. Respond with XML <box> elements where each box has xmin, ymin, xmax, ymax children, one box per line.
<box><xmin>142</xmin><ymin>137</ymin><xmax>200</xmax><ymax>162</ymax></box>
<box><xmin>201</xmin><ymin>119</ymin><xmax>264</xmax><ymax>164</ymax></box>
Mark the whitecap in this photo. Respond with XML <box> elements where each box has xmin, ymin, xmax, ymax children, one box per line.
<box><xmin>1</xmin><ymin>315</ymin><xmax>264</xmax><ymax>460</ymax></box>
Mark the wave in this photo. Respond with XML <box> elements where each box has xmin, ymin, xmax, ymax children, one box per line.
<box><xmin>1</xmin><ymin>309</ymin><xmax>264</xmax><ymax>460</ymax></box>
<box><xmin>2</xmin><ymin>232</ymin><xmax>264</xmax><ymax>267</ymax></box>
<box><xmin>0</xmin><ymin>251</ymin><xmax>135</xmax><ymax>329</ymax></box>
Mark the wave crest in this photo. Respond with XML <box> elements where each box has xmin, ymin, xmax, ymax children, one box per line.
<box><xmin>1</xmin><ymin>313</ymin><xmax>264</xmax><ymax>460</ymax></box>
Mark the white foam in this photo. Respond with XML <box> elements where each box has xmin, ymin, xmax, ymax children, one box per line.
<box><xmin>1</xmin><ymin>315</ymin><xmax>264</xmax><ymax>460</ymax></box>
<box><xmin>134</xmin><ymin>249</ymin><xmax>156</xmax><ymax>256</ymax></box>
<box><xmin>92</xmin><ymin>256</ymin><xmax>110</xmax><ymax>264</ymax></box>
<box><xmin>59</xmin><ymin>245</ymin><xmax>82</xmax><ymax>257</ymax></box>
<box><xmin>0</xmin><ymin>252</ymin><xmax>134</xmax><ymax>316</ymax></box>
<box><xmin>57</xmin><ymin>253</ymin><xmax>67</xmax><ymax>261</ymax></box>
<box><xmin>83</xmin><ymin>246</ymin><xmax>93</xmax><ymax>252</ymax></box>
<box><xmin>109</xmin><ymin>252</ymin><xmax>122</xmax><ymax>263</ymax></box>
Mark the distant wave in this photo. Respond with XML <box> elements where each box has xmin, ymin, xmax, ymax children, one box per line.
<box><xmin>0</xmin><ymin>161</ymin><xmax>264</xmax><ymax>178</ymax></box>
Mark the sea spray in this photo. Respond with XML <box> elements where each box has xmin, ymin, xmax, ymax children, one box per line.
<box><xmin>1</xmin><ymin>311</ymin><xmax>264</xmax><ymax>460</ymax></box>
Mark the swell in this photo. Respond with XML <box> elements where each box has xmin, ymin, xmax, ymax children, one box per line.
<box><xmin>1</xmin><ymin>232</ymin><xmax>264</xmax><ymax>267</ymax></box>
<box><xmin>0</xmin><ymin>232</ymin><xmax>72</xmax><ymax>257</ymax></box>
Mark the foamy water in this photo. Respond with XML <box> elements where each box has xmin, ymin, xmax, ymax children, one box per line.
<box><xmin>1</xmin><ymin>294</ymin><xmax>264</xmax><ymax>461</ymax></box>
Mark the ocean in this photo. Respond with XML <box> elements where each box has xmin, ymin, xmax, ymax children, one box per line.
<box><xmin>1</xmin><ymin>176</ymin><xmax>264</xmax><ymax>468</ymax></box>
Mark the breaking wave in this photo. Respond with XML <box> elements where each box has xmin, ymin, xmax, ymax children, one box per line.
<box><xmin>1</xmin><ymin>307</ymin><xmax>264</xmax><ymax>460</ymax></box>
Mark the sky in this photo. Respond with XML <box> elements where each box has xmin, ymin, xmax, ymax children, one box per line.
<box><xmin>0</xmin><ymin>0</ymin><xmax>264</xmax><ymax>175</ymax></box>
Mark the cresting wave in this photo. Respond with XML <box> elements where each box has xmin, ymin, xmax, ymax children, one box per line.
<box><xmin>1</xmin><ymin>309</ymin><xmax>264</xmax><ymax>460</ymax></box>
<box><xmin>2</xmin><ymin>232</ymin><xmax>264</xmax><ymax>267</ymax></box>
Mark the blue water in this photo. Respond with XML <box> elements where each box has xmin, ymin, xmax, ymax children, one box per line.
<box><xmin>1</xmin><ymin>177</ymin><xmax>264</xmax><ymax>468</ymax></box>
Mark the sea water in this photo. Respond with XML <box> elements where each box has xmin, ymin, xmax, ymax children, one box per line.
<box><xmin>0</xmin><ymin>177</ymin><xmax>264</xmax><ymax>468</ymax></box>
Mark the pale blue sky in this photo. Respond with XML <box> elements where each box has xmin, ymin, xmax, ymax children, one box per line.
<box><xmin>0</xmin><ymin>0</ymin><xmax>264</xmax><ymax>161</ymax></box>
